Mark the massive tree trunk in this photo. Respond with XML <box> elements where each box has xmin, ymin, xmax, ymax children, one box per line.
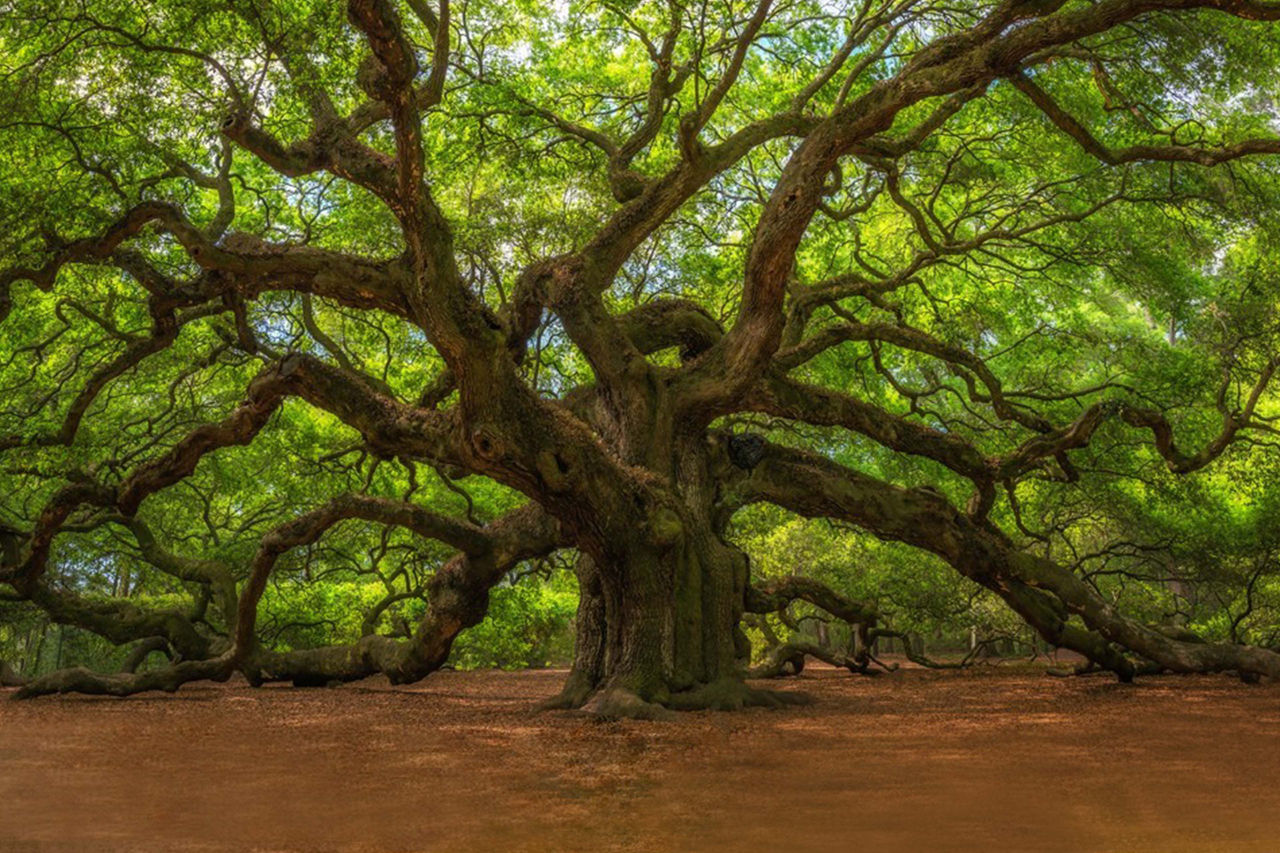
<box><xmin>552</xmin><ymin>524</ymin><xmax>788</xmax><ymax>717</ymax></box>
<box><xmin>600</xmin><ymin>534</ymin><xmax>743</xmax><ymax>706</ymax></box>
<box><xmin>542</xmin><ymin>433</ymin><xmax>789</xmax><ymax>716</ymax></box>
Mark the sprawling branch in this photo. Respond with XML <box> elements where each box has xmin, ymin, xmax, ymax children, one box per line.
<box><xmin>245</xmin><ymin>502</ymin><xmax>562</xmax><ymax>687</ymax></box>
<box><xmin>14</xmin><ymin>500</ymin><xmax>562</xmax><ymax>698</ymax></box>
<box><xmin>746</xmin><ymin>575</ymin><xmax>878</xmax><ymax>625</ymax></box>
<box><xmin>997</xmin><ymin>361</ymin><xmax>1278</xmax><ymax>478</ymax></box>
<box><xmin>232</xmin><ymin>492</ymin><xmax>491</xmax><ymax>661</ymax></box>
<box><xmin>26</xmin><ymin>581</ymin><xmax>218</xmax><ymax>662</ymax></box>
<box><xmin>1</xmin><ymin>202</ymin><xmax>412</xmax><ymax>326</ymax></box>
<box><xmin>1011</xmin><ymin>72</ymin><xmax>1280</xmax><ymax>167</ymax></box>
<box><xmin>1</xmin><ymin>354</ymin><xmax>461</xmax><ymax>592</ymax></box>
<box><xmin>740</xmin><ymin>440</ymin><xmax>1280</xmax><ymax>680</ymax></box>
<box><xmin>684</xmin><ymin>0</ymin><xmax>1280</xmax><ymax>417</ymax></box>
<box><xmin>742</xmin><ymin>374</ymin><xmax>993</xmax><ymax>483</ymax></box>
<box><xmin>347</xmin><ymin>0</ymin><xmax>428</xmax><ymax>212</ymax></box>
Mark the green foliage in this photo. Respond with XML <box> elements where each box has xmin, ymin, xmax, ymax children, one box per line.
<box><xmin>733</xmin><ymin>505</ymin><xmax>1002</xmax><ymax>651</ymax></box>
<box><xmin>448</xmin><ymin>570</ymin><xmax>578</xmax><ymax>670</ymax></box>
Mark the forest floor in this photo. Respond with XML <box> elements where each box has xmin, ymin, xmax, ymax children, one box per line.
<box><xmin>2</xmin><ymin>662</ymin><xmax>1279</xmax><ymax>852</ymax></box>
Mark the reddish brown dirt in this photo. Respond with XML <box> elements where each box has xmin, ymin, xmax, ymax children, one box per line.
<box><xmin>3</xmin><ymin>664</ymin><xmax>1279</xmax><ymax>852</ymax></box>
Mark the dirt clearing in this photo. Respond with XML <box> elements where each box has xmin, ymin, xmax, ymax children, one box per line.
<box><xmin>3</xmin><ymin>664</ymin><xmax>1279</xmax><ymax>852</ymax></box>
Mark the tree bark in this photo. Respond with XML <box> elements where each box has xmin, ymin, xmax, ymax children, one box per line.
<box><xmin>542</xmin><ymin>554</ymin><xmax>605</xmax><ymax>709</ymax></box>
<box><xmin>543</xmin><ymin>436</ymin><xmax>801</xmax><ymax>716</ymax></box>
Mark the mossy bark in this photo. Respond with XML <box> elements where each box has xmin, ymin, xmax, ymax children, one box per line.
<box><xmin>545</xmin><ymin>436</ymin><xmax>774</xmax><ymax>716</ymax></box>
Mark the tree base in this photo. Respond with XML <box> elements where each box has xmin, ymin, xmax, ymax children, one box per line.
<box><xmin>536</xmin><ymin>669</ymin><xmax>598</xmax><ymax>711</ymax></box>
<box><xmin>543</xmin><ymin>675</ymin><xmax>812</xmax><ymax>719</ymax></box>
<box><xmin>581</xmin><ymin>687</ymin><xmax>678</xmax><ymax>721</ymax></box>
<box><xmin>666</xmin><ymin>677</ymin><xmax>812</xmax><ymax>711</ymax></box>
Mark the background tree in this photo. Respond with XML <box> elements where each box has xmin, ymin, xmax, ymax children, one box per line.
<box><xmin>3</xmin><ymin>0</ymin><xmax>1280</xmax><ymax>716</ymax></box>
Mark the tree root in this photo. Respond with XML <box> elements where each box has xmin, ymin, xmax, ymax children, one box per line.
<box><xmin>580</xmin><ymin>687</ymin><xmax>677</xmax><ymax>721</ymax></box>
<box><xmin>550</xmin><ymin>676</ymin><xmax>811</xmax><ymax>719</ymax></box>
<box><xmin>536</xmin><ymin>669</ymin><xmax>598</xmax><ymax>711</ymax></box>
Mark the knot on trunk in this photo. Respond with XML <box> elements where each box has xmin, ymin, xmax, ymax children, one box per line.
<box><xmin>727</xmin><ymin>433</ymin><xmax>766</xmax><ymax>470</ymax></box>
<box><xmin>356</xmin><ymin>52</ymin><xmax>395</xmax><ymax>101</ymax></box>
<box><xmin>645</xmin><ymin>506</ymin><xmax>684</xmax><ymax>548</ymax></box>
<box><xmin>535</xmin><ymin>448</ymin><xmax>577</xmax><ymax>492</ymax></box>
<box><xmin>470</xmin><ymin>427</ymin><xmax>505</xmax><ymax>461</ymax></box>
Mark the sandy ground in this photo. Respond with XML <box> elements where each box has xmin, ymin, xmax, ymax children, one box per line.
<box><xmin>2</xmin><ymin>663</ymin><xmax>1279</xmax><ymax>852</ymax></box>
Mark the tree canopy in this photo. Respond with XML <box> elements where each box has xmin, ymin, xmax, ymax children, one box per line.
<box><xmin>3</xmin><ymin>0</ymin><xmax>1280</xmax><ymax>714</ymax></box>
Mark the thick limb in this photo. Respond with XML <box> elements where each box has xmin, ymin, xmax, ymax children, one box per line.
<box><xmin>119</xmin><ymin>637</ymin><xmax>174</xmax><ymax>674</ymax></box>
<box><xmin>739</xmin><ymin>441</ymin><xmax>1280</xmax><ymax>681</ymax></box>
<box><xmin>748</xmin><ymin>640</ymin><xmax>870</xmax><ymax>678</ymax></box>
<box><xmin>13</xmin><ymin>656</ymin><xmax>232</xmax><ymax>699</ymax></box>
<box><xmin>15</xmin><ymin>503</ymin><xmax>560</xmax><ymax>698</ymax></box>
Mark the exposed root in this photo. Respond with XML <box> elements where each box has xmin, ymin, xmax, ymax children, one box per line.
<box><xmin>547</xmin><ymin>673</ymin><xmax>812</xmax><ymax>718</ymax></box>
<box><xmin>536</xmin><ymin>670</ymin><xmax>598</xmax><ymax>711</ymax></box>
<box><xmin>1047</xmin><ymin>660</ymin><xmax>1163</xmax><ymax>680</ymax></box>
<box><xmin>580</xmin><ymin>687</ymin><xmax>676</xmax><ymax>721</ymax></box>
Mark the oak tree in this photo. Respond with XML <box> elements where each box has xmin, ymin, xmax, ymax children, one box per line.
<box><xmin>4</xmin><ymin>0</ymin><xmax>1280</xmax><ymax>715</ymax></box>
